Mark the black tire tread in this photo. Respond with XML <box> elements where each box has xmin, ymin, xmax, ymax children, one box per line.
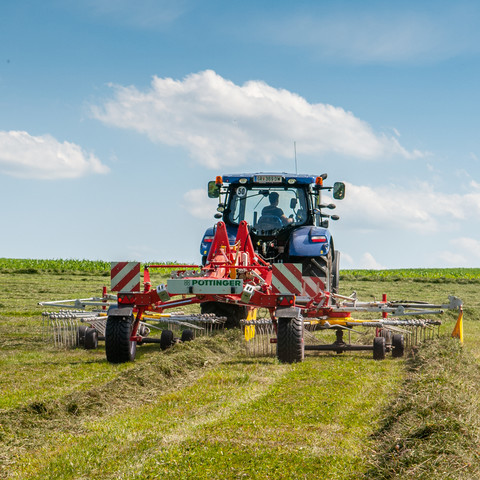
<box><xmin>373</xmin><ymin>336</ymin><xmax>386</xmax><ymax>360</ymax></box>
<box><xmin>160</xmin><ymin>329</ymin><xmax>175</xmax><ymax>350</ymax></box>
<box><xmin>392</xmin><ymin>334</ymin><xmax>405</xmax><ymax>358</ymax></box>
<box><xmin>105</xmin><ymin>317</ymin><xmax>136</xmax><ymax>363</ymax></box>
<box><xmin>277</xmin><ymin>316</ymin><xmax>304</xmax><ymax>363</ymax></box>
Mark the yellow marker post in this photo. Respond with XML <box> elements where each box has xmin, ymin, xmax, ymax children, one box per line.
<box><xmin>244</xmin><ymin>308</ymin><xmax>257</xmax><ymax>342</ymax></box>
<box><xmin>451</xmin><ymin>307</ymin><xmax>464</xmax><ymax>344</ymax></box>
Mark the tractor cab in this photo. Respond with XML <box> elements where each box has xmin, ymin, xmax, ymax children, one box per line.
<box><xmin>201</xmin><ymin>173</ymin><xmax>345</xmax><ymax>267</ymax></box>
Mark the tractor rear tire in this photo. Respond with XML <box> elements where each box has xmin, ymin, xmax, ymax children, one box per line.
<box><xmin>331</xmin><ymin>250</ymin><xmax>340</xmax><ymax>297</ymax></box>
<box><xmin>291</xmin><ymin>251</ymin><xmax>332</xmax><ymax>292</ymax></box>
<box><xmin>277</xmin><ymin>316</ymin><xmax>304</xmax><ymax>363</ymax></box>
<box><xmin>160</xmin><ymin>329</ymin><xmax>175</xmax><ymax>350</ymax></box>
<box><xmin>105</xmin><ymin>316</ymin><xmax>137</xmax><ymax>363</ymax></box>
<box><xmin>373</xmin><ymin>336</ymin><xmax>386</xmax><ymax>360</ymax></box>
<box><xmin>392</xmin><ymin>334</ymin><xmax>405</xmax><ymax>358</ymax></box>
<box><xmin>181</xmin><ymin>329</ymin><xmax>194</xmax><ymax>342</ymax></box>
<box><xmin>84</xmin><ymin>327</ymin><xmax>98</xmax><ymax>350</ymax></box>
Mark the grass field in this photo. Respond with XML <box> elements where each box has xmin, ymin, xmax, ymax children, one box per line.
<box><xmin>1</xmin><ymin>260</ymin><xmax>480</xmax><ymax>479</ymax></box>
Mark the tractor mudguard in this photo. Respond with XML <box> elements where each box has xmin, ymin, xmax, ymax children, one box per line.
<box><xmin>107</xmin><ymin>306</ymin><xmax>134</xmax><ymax>318</ymax></box>
<box><xmin>288</xmin><ymin>226</ymin><xmax>331</xmax><ymax>257</ymax></box>
<box><xmin>200</xmin><ymin>225</ymin><xmax>238</xmax><ymax>258</ymax></box>
<box><xmin>275</xmin><ymin>306</ymin><xmax>302</xmax><ymax>319</ymax></box>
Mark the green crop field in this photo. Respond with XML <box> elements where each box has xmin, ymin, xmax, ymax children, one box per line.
<box><xmin>1</xmin><ymin>259</ymin><xmax>480</xmax><ymax>479</ymax></box>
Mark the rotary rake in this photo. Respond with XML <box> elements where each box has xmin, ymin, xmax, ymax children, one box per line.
<box><xmin>72</xmin><ymin>219</ymin><xmax>461</xmax><ymax>364</ymax></box>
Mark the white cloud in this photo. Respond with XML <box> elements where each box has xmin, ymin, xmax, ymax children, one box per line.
<box><xmin>0</xmin><ymin>130</ymin><xmax>109</xmax><ymax>179</ymax></box>
<box><xmin>456</xmin><ymin>237</ymin><xmax>480</xmax><ymax>261</ymax></box>
<box><xmin>92</xmin><ymin>70</ymin><xmax>422</xmax><ymax>169</ymax></box>
<box><xmin>182</xmin><ymin>189</ymin><xmax>219</xmax><ymax>219</ymax></box>
<box><xmin>438</xmin><ymin>237</ymin><xmax>480</xmax><ymax>266</ymax></box>
<box><xmin>359</xmin><ymin>252</ymin><xmax>385</xmax><ymax>270</ymax></box>
<box><xmin>340</xmin><ymin>181</ymin><xmax>480</xmax><ymax>234</ymax></box>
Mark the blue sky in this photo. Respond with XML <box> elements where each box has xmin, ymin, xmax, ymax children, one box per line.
<box><xmin>1</xmin><ymin>0</ymin><xmax>479</xmax><ymax>268</ymax></box>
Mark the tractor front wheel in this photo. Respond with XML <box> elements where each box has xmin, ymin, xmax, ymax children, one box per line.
<box><xmin>277</xmin><ymin>317</ymin><xmax>304</xmax><ymax>363</ymax></box>
<box><xmin>105</xmin><ymin>316</ymin><xmax>137</xmax><ymax>363</ymax></box>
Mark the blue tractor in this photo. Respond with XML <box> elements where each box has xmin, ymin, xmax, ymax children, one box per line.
<box><xmin>200</xmin><ymin>173</ymin><xmax>345</xmax><ymax>325</ymax></box>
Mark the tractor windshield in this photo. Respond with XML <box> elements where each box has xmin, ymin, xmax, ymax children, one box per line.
<box><xmin>227</xmin><ymin>186</ymin><xmax>308</xmax><ymax>232</ymax></box>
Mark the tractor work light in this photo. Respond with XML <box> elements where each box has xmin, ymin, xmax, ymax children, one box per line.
<box><xmin>239</xmin><ymin>178</ymin><xmax>248</xmax><ymax>184</ymax></box>
<box><xmin>287</xmin><ymin>178</ymin><xmax>297</xmax><ymax>184</ymax></box>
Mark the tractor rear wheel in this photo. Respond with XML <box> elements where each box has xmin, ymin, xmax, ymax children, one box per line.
<box><xmin>331</xmin><ymin>250</ymin><xmax>340</xmax><ymax>296</ymax></box>
<box><xmin>291</xmin><ymin>251</ymin><xmax>333</xmax><ymax>292</ymax></box>
<box><xmin>373</xmin><ymin>336</ymin><xmax>386</xmax><ymax>360</ymax></box>
<box><xmin>277</xmin><ymin>316</ymin><xmax>304</xmax><ymax>363</ymax></box>
<box><xmin>105</xmin><ymin>316</ymin><xmax>137</xmax><ymax>363</ymax></box>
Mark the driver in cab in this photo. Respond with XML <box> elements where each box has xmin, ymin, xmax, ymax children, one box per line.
<box><xmin>261</xmin><ymin>192</ymin><xmax>294</xmax><ymax>225</ymax></box>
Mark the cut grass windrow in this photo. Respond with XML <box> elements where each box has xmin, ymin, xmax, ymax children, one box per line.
<box><xmin>366</xmin><ymin>337</ymin><xmax>480</xmax><ymax>480</ymax></box>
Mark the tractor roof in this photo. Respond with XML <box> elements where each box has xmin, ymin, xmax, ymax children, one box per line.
<box><xmin>221</xmin><ymin>173</ymin><xmax>321</xmax><ymax>185</ymax></box>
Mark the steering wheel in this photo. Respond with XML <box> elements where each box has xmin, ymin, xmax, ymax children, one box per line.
<box><xmin>255</xmin><ymin>215</ymin><xmax>283</xmax><ymax>230</ymax></box>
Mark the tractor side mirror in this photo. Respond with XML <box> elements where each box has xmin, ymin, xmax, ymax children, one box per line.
<box><xmin>333</xmin><ymin>182</ymin><xmax>345</xmax><ymax>200</ymax></box>
<box><xmin>208</xmin><ymin>181</ymin><xmax>220</xmax><ymax>198</ymax></box>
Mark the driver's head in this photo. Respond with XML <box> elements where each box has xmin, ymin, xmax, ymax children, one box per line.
<box><xmin>269</xmin><ymin>192</ymin><xmax>279</xmax><ymax>206</ymax></box>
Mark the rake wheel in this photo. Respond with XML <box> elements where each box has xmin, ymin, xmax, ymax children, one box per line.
<box><xmin>105</xmin><ymin>315</ymin><xmax>137</xmax><ymax>363</ymax></box>
<box><xmin>84</xmin><ymin>327</ymin><xmax>98</xmax><ymax>350</ymax></box>
<box><xmin>392</xmin><ymin>334</ymin><xmax>405</xmax><ymax>358</ymax></box>
<box><xmin>181</xmin><ymin>329</ymin><xmax>194</xmax><ymax>342</ymax></box>
<box><xmin>160</xmin><ymin>329</ymin><xmax>175</xmax><ymax>350</ymax></box>
<box><xmin>277</xmin><ymin>316</ymin><xmax>304</xmax><ymax>363</ymax></box>
<box><xmin>373</xmin><ymin>336</ymin><xmax>386</xmax><ymax>360</ymax></box>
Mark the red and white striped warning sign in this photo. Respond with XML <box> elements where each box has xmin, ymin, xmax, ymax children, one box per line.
<box><xmin>272</xmin><ymin>263</ymin><xmax>326</xmax><ymax>298</ymax></box>
<box><xmin>111</xmin><ymin>262</ymin><xmax>141</xmax><ymax>292</ymax></box>
<box><xmin>302</xmin><ymin>276</ymin><xmax>325</xmax><ymax>298</ymax></box>
<box><xmin>272</xmin><ymin>263</ymin><xmax>303</xmax><ymax>294</ymax></box>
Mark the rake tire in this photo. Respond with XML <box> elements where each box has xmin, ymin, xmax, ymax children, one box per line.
<box><xmin>277</xmin><ymin>316</ymin><xmax>304</xmax><ymax>363</ymax></box>
<box><xmin>84</xmin><ymin>327</ymin><xmax>98</xmax><ymax>350</ymax></box>
<box><xmin>77</xmin><ymin>325</ymin><xmax>88</xmax><ymax>347</ymax></box>
<box><xmin>181</xmin><ymin>329</ymin><xmax>194</xmax><ymax>342</ymax></box>
<box><xmin>105</xmin><ymin>316</ymin><xmax>137</xmax><ymax>363</ymax></box>
<box><xmin>160</xmin><ymin>329</ymin><xmax>175</xmax><ymax>350</ymax></box>
<box><xmin>392</xmin><ymin>334</ymin><xmax>405</xmax><ymax>358</ymax></box>
<box><xmin>373</xmin><ymin>336</ymin><xmax>386</xmax><ymax>360</ymax></box>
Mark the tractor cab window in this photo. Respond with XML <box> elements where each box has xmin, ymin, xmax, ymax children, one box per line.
<box><xmin>227</xmin><ymin>186</ymin><xmax>308</xmax><ymax>231</ymax></box>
